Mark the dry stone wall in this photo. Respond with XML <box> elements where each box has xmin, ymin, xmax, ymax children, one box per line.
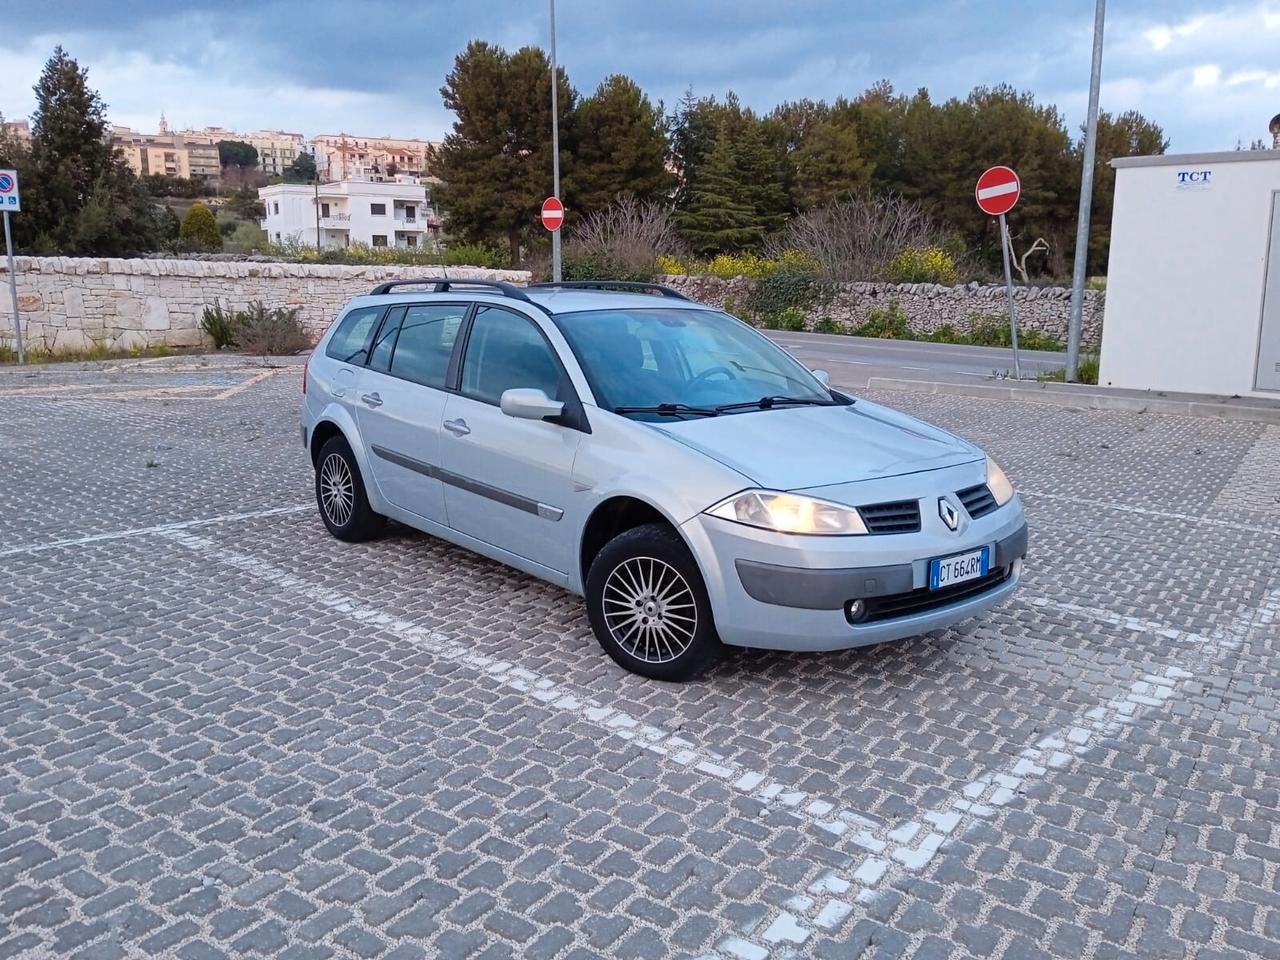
<box><xmin>0</xmin><ymin>257</ymin><xmax>531</xmax><ymax>352</ymax></box>
<box><xmin>663</xmin><ymin>274</ymin><xmax>1104</xmax><ymax>346</ymax></box>
<box><xmin>0</xmin><ymin>257</ymin><xmax>1102</xmax><ymax>353</ymax></box>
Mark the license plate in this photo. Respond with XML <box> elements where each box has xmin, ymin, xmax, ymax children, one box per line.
<box><xmin>929</xmin><ymin>546</ymin><xmax>989</xmax><ymax>590</ymax></box>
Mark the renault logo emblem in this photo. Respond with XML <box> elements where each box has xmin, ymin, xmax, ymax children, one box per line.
<box><xmin>938</xmin><ymin>498</ymin><xmax>961</xmax><ymax>531</ymax></box>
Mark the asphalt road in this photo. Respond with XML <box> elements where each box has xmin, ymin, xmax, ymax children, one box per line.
<box><xmin>764</xmin><ymin>331</ymin><xmax>1069</xmax><ymax>384</ymax></box>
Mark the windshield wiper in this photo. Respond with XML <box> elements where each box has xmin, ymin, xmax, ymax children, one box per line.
<box><xmin>613</xmin><ymin>403</ymin><xmax>720</xmax><ymax>418</ymax></box>
<box><xmin>714</xmin><ymin>395</ymin><xmax>835</xmax><ymax>413</ymax></box>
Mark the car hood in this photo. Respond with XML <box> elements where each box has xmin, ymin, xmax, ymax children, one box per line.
<box><xmin>652</xmin><ymin>399</ymin><xmax>982</xmax><ymax>490</ymax></box>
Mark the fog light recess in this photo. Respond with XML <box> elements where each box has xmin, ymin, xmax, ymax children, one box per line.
<box><xmin>846</xmin><ymin>599</ymin><xmax>866</xmax><ymax>623</ymax></box>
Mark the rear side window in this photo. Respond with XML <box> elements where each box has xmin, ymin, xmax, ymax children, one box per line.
<box><xmin>324</xmin><ymin>306</ymin><xmax>382</xmax><ymax>365</ymax></box>
<box><xmin>388</xmin><ymin>304</ymin><xmax>468</xmax><ymax>388</ymax></box>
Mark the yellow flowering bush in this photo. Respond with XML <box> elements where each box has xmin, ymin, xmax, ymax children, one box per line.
<box><xmin>885</xmin><ymin>246</ymin><xmax>960</xmax><ymax>285</ymax></box>
<box><xmin>655</xmin><ymin>249</ymin><xmax>820</xmax><ymax>280</ymax></box>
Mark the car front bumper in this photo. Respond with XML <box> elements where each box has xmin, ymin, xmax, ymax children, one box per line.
<box><xmin>680</xmin><ymin>492</ymin><xmax>1028</xmax><ymax>652</ymax></box>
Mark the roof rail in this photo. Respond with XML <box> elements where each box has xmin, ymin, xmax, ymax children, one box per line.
<box><xmin>526</xmin><ymin>281</ymin><xmax>690</xmax><ymax>301</ymax></box>
<box><xmin>368</xmin><ymin>277</ymin><xmax>547</xmax><ymax>311</ymax></box>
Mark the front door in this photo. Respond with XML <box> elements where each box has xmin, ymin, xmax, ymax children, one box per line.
<box><xmin>440</xmin><ymin>306</ymin><xmax>582</xmax><ymax>575</ymax></box>
<box><xmin>355</xmin><ymin>302</ymin><xmax>469</xmax><ymax>524</ymax></box>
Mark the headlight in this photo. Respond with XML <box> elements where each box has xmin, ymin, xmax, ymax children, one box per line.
<box><xmin>706</xmin><ymin>490</ymin><xmax>869</xmax><ymax>535</ymax></box>
<box><xmin>987</xmin><ymin>458</ymin><xmax>1015</xmax><ymax>506</ymax></box>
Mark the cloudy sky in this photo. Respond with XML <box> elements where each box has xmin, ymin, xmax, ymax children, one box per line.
<box><xmin>1</xmin><ymin>1</ymin><xmax>1277</xmax><ymax>152</ymax></box>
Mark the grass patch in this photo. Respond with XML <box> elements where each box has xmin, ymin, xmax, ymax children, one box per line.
<box><xmin>0</xmin><ymin>343</ymin><xmax>186</xmax><ymax>365</ymax></box>
<box><xmin>1038</xmin><ymin>354</ymin><xmax>1100</xmax><ymax>385</ymax></box>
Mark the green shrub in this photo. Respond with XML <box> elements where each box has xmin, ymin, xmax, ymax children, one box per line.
<box><xmin>813</xmin><ymin>317</ymin><xmax>842</xmax><ymax>334</ymax></box>
<box><xmin>442</xmin><ymin>242</ymin><xmax>507</xmax><ymax>269</ymax></box>
<box><xmin>223</xmin><ymin>221</ymin><xmax>266</xmax><ymax>254</ymax></box>
<box><xmin>179</xmin><ymin>202</ymin><xmax>222</xmax><ymax>251</ymax></box>
<box><xmin>775</xmin><ymin>306</ymin><xmax>808</xmax><ymax>332</ymax></box>
<box><xmin>200</xmin><ymin>301</ymin><xmax>240</xmax><ymax>349</ymax></box>
<box><xmin>926</xmin><ymin>323</ymin><xmax>961</xmax><ymax>344</ymax></box>
<box><xmin>233</xmin><ymin>302</ymin><xmax>311</xmax><ymax>356</ymax></box>
<box><xmin>852</xmin><ymin>302</ymin><xmax>910</xmax><ymax>339</ymax></box>
<box><xmin>885</xmin><ymin>246</ymin><xmax>960</xmax><ymax>284</ymax></box>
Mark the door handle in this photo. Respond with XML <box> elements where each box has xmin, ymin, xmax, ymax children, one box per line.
<box><xmin>443</xmin><ymin>418</ymin><xmax>470</xmax><ymax>437</ymax></box>
<box><xmin>361</xmin><ymin>393</ymin><xmax>383</xmax><ymax>408</ymax></box>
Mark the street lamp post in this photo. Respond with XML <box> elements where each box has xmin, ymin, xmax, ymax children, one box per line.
<box><xmin>1066</xmin><ymin>0</ymin><xmax>1106</xmax><ymax>382</ymax></box>
<box><xmin>549</xmin><ymin>0</ymin><xmax>562</xmax><ymax>283</ymax></box>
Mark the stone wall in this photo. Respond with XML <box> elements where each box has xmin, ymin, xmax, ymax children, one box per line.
<box><xmin>0</xmin><ymin>256</ymin><xmax>1102</xmax><ymax>353</ymax></box>
<box><xmin>0</xmin><ymin>257</ymin><xmax>531</xmax><ymax>352</ymax></box>
<box><xmin>662</xmin><ymin>274</ymin><xmax>1104</xmax><ymax>346</ymax></box>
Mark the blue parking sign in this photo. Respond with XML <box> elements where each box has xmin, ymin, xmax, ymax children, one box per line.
<box><xmin>0</xmin><ymin>169</ymin><xmax>21</xmax><ymax>212</ymax></box>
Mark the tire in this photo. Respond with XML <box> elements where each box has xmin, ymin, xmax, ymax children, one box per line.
<box><xmin>314</xmin><ymin>435</ymin><xmax>385</xmax><ymax>542</ymax></box>
<box><xmin>585</xmin><ymin>523</ymin><xmax>722</xmax><ymax>682</ymax></box>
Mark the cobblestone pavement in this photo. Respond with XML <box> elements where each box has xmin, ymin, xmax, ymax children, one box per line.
<box><xmin>1</xmin><ymin>356</ymin><xmax>1277</xmax><ymax>960</ymax></box>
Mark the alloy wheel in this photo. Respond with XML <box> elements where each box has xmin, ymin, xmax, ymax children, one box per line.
<box><xmin>319</xmin><ymin>452</ymin><xmax>355</xmax><ymax>528</ymax></box>
<box><xmin>601</xmin><ymin>556</ymin><xmax>698</xmax><ymax>663</ymax></box>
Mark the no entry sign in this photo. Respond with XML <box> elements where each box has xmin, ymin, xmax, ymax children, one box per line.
<box><xmin>975</xmin><ymin>166</ymin><xmax>1020</xmax><ymax>216</ymax></box>
<box><xmin>540</xmin><ymin>196</ymin><xmax>564</xmax><ymax>232</ymax></box>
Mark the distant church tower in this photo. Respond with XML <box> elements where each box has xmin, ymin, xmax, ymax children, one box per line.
<box><xmin>158</xmin><ymin>112</ymin><xmax>170</xmax><ymax>136</ymax></box>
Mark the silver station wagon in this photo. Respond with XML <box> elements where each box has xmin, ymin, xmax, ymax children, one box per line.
<box><xmin>301</xmin><ymin>279</ymin><xmax>1028</xmax><ymax>681</ymax></box>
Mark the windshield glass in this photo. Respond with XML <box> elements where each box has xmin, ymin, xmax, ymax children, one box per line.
<box><xmin>553</xmin><ymin>308</ymin><xmax>832</xmax><ymax>419</ymax></box>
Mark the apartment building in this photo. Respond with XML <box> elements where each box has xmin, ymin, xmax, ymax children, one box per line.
<box><xmin>112</xmin><ymin>122</ymin><xmax>221</xmax><ymax>186</ymax></box>
<box><xmin>259</xmin><ymin>176</ymin><xmax>442</xmax><ymax>250</ymax></box>
<box><xmin>310</xmin><ymin>134</ymin><xmax>437</xmax><ymax>182</ymax></box>
<box><xmin>2</xmin><ymin>120</ymin><xmax>31</xmax><ymax>143</ymax></box>
<box><xmin>180</xmin><ymin>127</ymin><xmax>306</xmax><ymax>176</ymax></box>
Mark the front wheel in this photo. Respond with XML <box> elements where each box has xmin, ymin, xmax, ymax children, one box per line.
<box><xmin>315</xmin><ymin>435</ymin><xmax>385</xmax><ymax>542</ymax></box>
<box><xmin>585</xmin><ymin>523</ymin><xmax>722</xmax><ymax>682</ymax></box>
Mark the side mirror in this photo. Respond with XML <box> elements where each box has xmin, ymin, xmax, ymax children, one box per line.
<box><xmin>811</xmin><ymin>369</ymin><xmax>831</xmax><ymax>387</ymax></box>
<box><xmin>500</xmin><ymin>387</ymin><xmax>565</xmax><ymax>421</ymax></box>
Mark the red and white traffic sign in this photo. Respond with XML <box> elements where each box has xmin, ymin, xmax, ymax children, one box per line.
<box><xmin>975</xmin><ymin>166</ymin><xmax>1020</xmax><ymax>217</ymax></box>
<box><xmin>540</xmin><ymin>196</ymin><xmax>564</xmax><ymax>232</ymax></box>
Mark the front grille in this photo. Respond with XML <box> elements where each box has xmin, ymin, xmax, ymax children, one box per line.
<box><xmin>957</xmin><ymin>483</ymin><xmax>997</xmax><ymax>519</ymax></box>
<box><xmin>857</xmin><ymin>499</ymin><xmax>921</xmax><ymax>534</ymax></box>
<box><xmin>848</xmin><ymin>566</ymin><xmax>1011</xmax><ymax>624</ymax></box>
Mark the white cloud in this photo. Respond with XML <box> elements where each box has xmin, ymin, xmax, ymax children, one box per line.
<box><xmin>1192</xmin><ymin>64</ymin><xmax>1222</xmax><ymax>87</ymax></box>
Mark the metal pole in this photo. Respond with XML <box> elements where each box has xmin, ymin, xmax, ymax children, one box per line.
<box><xmin>999</xmin><ymin>213</ymin><xmax>1022</xmax><ymax>380</ymax></box>
<box><xmin>549</xmin><ymin>0</ymin><xmax>562</xmax><ymax>283</ymax></box>
<box><xmin>4</xmin><ymin>211</ymin><xmax>22</xmax><ymax>364</ymax></box>
<box><xmin>1066</xmin><ymin>0</ymin><xmax>1106</xmax><ymax>382</ymax></box>
<box><xmin>314</xmin><ymin>177</ymin><xmax>321</xmax><ymax>250</ymax></box>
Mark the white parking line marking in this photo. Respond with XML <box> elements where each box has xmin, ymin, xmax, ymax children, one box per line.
<box><xmin>1021</xmin><ymin>489</ymin><xmax>1280</xmax><ymax>537</ymax></box>
<box><xmin>727</xmin><ymin>586</ymin><xmax>1280</xmax><ymax>956</ymax></box>
<box><xmin>0</xmin><ymin>504</ymin><xmax>312</xmax><ymax>559</ymax></box>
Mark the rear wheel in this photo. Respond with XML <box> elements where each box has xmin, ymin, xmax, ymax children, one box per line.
<box><xmin>585</xmin><ymin>523</ymin><xmax>722</xmax><ymax>681</ymax></box>
<box><xmin>315</xmin><ymin>435</ymin><xmax>385</xmax><ymax>542</ymax></box>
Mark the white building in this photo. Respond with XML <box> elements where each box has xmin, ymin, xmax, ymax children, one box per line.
<box><xmin>259</xmin><ymin>177</ymin><xmax>443</xmax><ymax>250</ymax></box>
<box><xmin>310</xmin><ymin>134</ymin><xmax>437</xmax><ymax>181</ymax></box>
<box><xmin>1100</xmin><ymin>149</ymin><xmax>1280</xmax><ymax>398</ymax></box>
<box><xmin>180</xmin><ymin>127</ymin><xmax>307</xmax><ymax>176</ymax></box>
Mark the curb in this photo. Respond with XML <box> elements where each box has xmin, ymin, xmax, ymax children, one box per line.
<box><xmin>864</xmin><ymin>377</ymin><xmax>1280</xmax><ymax>425</ymax></box>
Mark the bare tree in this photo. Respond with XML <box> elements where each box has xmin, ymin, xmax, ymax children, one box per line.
<box><xmin>566</xmin><ymin>196</ymin><xmax>685</xmax><ymax>277</ymax></box>
<box><xmin>1005</xmin><ymin>232</ymin><xmax>1050</xmax><ymax>284</ymax></box>
<box><xmin>765</xmin><ymin>193</ymin><xmax>949</xmax><ymax>282</ymax></box>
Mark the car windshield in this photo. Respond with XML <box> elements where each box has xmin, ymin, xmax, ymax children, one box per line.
<box><xmin>553</xmin><ymin>307</ymin><xmax>832</xmax><ymax>420</ymax></box>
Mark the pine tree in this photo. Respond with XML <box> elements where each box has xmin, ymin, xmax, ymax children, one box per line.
<box><xmin>793</xmin><ymin>104</ymin><xmax>873</xmax><ymax>208</ymax></box>
<box><xmin>571</xmin><ymin>75</ymin><xmax>672</xmax><ymax>215</ymax></box>
<box><xmin>675</xmin><ymin>126</ymin><xmax>762</xmax><ymax>253</ymax></box>
<box><xmin>433</xmin><ymin>41</ymin><xmax>575</xmax><ymax>262</ymax></box>
<box><xmin>7</xmin><ymin>47</ymin><xmax>170</xmax><ymax>255</ymax></box>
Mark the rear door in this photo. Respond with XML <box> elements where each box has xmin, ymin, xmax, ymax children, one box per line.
<box><xmin>439</xmin><ymin>305</ymin><xmax>584</xmax><ymax>575</ymax></box>
<box><xmin>355</xmin><ymin>301</ymin><xmax>470</xmax><ymax>525</ymax></box>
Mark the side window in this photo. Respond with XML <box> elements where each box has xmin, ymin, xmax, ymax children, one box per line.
<box><xmin>461</xmin><ymin>307</ymin><xmax>563</xmax><ymax>405</ymax></box>
<box><xmin>367</xmin><ymin>307</ymin><xmax>405</xmax><ymax>372</ymax></box>
<box><xmin>324</xmin><ymin>306</ymin><xmax>382</xmax><ymax>365</ymax></box>
<box><xmin>387</xmin><ymin>304</ymin><xmax>468</xmax><ymax>388</ymax></box>
<box><xmin>370</xmin><ymin>203</ymin><xmax>386</xmax><ymax>215</ymax></box>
